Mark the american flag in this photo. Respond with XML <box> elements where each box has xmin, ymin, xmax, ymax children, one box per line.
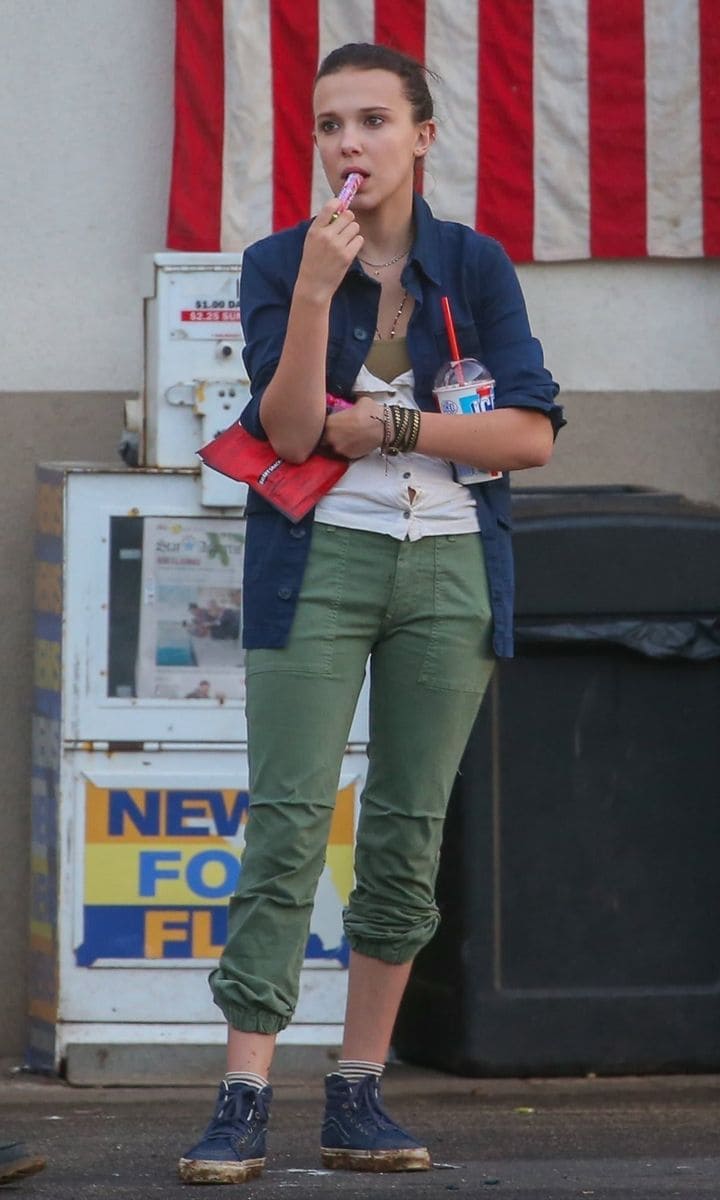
<box><xmin>167</xmin><ymin>0</ymin><xmax>719</xmax><ymax>261</ymax></box>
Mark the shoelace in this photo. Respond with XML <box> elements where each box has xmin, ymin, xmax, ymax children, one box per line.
<box><xmin>351</xmin><ymin>1078</ymin><xmax>397</xmax><ymax>1131</ymax></box>
<box><xmin>204</xmin><ymin>1087</ymin><xmax>269</xmax><ymax>1142</ymax></box>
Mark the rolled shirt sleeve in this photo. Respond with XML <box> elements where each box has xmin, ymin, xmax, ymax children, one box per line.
<box><xmin>469</xmin><ymin>238</ymin><xmax>565</xmax><ymax>437</ymax></box>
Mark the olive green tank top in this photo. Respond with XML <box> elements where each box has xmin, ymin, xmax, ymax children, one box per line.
<box><xmin>363</xmin><ymin>337</ymin><xmax>411</xmax><ymax>385</ymax></box>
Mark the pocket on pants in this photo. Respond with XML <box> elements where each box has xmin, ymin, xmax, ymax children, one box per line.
<box><xmin>246</xmin><ymin>524</ymin><xmax>350</xmax><ymax>678</ymax></box>
<box><xmin>418</xmin><ymin>535</ymin><xmax>494</xmax><ymax>693</ymax></box>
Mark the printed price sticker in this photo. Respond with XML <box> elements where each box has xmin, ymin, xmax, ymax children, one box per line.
<box><xmin>180</xmin><ymin>310</ymin><xmax>242</xmax><ymax>323</ymax></box>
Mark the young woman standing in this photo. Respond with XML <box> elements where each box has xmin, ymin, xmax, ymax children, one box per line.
<box><xmin>179</xmin><ymin>42</ymin><xmax>563</xmax><ymax>1185</ymax></box>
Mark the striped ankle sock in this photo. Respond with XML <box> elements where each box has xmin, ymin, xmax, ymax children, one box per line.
<box><xmin>336</xmin><ymin>1059</ymin><xmax>385</xmax><ymax>1082</ymax></box>
<box><xmin>224</xmin><ymin>1070</ymin><xmax>269</xmax><ymax>1091</ymax></box>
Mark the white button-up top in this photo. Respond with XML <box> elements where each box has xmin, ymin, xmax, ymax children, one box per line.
<box><xmin>314</xmin><ymin>363</ymin><xmax>481</xmax><ymax>541</ymax></box>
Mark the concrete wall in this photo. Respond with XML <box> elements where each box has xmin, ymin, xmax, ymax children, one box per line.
<box><xmin>1</xmin><ymin>0</ymin><xmax>176</xmax><ymax>393</ymax></box>
<box><xmin>0</xmin><ymin>0</ymin><xmax>176</xmax><ymax>1056</ymax></box>
<box><xmin>0</xmin><ymin>395</ymin><xmax>127</xmax><ymax>1055</ymax></box>
<box><xmin>0</xmin><ymin>1</ymin><xmax>718</xmax><ymax>1057</ymax></box>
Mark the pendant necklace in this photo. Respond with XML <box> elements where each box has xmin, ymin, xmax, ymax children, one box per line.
<box><xmin>376</xmin><ymin>290</ymin><xmax>408</xmax><ymax>341</ymax></box>
<box><xmin>358</xmin><ymin>246</ymin><xmax>411</xmax><ymax>277</ymax></box>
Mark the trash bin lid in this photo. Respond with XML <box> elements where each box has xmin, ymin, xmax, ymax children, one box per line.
<box><xmin>511</xmin><ymin>487</ymin><xmax>720</xmax><ymax>616</ymax></box>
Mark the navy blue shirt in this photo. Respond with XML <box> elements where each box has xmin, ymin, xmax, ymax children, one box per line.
<box><xmin>239</xmin><ymin>194</ymin><xmax>563</xmax><ymax>657</ymax></box>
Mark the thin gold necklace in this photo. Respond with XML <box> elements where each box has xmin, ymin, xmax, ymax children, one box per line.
<box><xmin>376</xmin><ymin>290</ymin><xmax>408</xmax><ymax>340</ymax></box>
<box><xmin>358</xmin><ymin>246</ymin><xmax>411</xmax><ymax>276</ymax></box>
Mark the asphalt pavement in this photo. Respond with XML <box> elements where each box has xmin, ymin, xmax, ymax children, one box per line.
<box><xmin>1</xmin><ymin>1060</ymin><xmax>719</xmax><ymax>1198</ymax></box>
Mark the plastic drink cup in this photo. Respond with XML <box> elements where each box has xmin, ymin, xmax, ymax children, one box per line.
<box><xmin>433</xmin><ymin>358</ymin><xmax>502</xmax><ymax>485</ymax></box>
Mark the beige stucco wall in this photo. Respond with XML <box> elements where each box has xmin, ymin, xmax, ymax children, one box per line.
<box><xmin>526</xmin><ymin>392</ymin><xmax>720</xmax><ymax>504</ymax></box>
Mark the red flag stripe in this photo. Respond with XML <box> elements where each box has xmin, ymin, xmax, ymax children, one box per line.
<box><xmin>375</xmin><ymin>0</ymin><xmax>425</xmax><ymax>64</ymax></box>
<box><xmin>374</xmin><ymin>0</ymin><xmax>426</xmax><ymax>194</ymax></box>
<box><xmin>167</xmin><ymin>0</ymin><xmax>224</xmax><ymax>251</ymax></box>
<box><xmin>167</xmin><ymin>2</ymin><xmax>720</xmax><ymax>260</ymax></box>
<box><xmin>476</xmin><ymin>0</ymin><xmax>534</xmax><ymax>261</ymax></box>
<box><xmin>588</xmin><ymin>0</ymin><xmax>646</xmax><ymax>257</ymax></box>
<box><xmin>270</xmin><ymin>0</ymin><xmax>319</xmax><ymax>231</ymax></box>
<box><xmin>700</xmin><ymin>0</ymin><xmax>720</xmax><ymax>254</ymax></box>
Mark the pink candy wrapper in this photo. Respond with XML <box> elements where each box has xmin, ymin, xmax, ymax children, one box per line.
<box><xmin>336</xmin><ymin>172</ymin><xmax>363</xmax><ymax>212</ymax></box>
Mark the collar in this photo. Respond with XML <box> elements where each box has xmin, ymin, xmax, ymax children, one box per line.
<box><xmin>408</xmin><ymin>193</ymin><xmax>442</xmax><ymax>288</ymax></box>
<box><xmin>347</xmin><ymin>194</ymin><xmax>441</xmax><ymax>288</ymax></box>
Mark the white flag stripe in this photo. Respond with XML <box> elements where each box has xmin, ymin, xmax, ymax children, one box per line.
<box><xmin>221</xmin><ymin>0</ymin><xmax>273</xmax><ymax>248</ymax></box>
<box><xmin>198</xmin><ymin>1</ymin><xmax>716</xmax><ymax>260</ymax></box>
<box><xmin>533</xmin><ymin>0</ymin><xmax>590</xmax><ymax>261</ymax></box>
<box><xmin>320</xmin><ymin>0</ymin><xmax>374</xmax><ymax>51</ymax></box>
<box><xmin>645</xmin><ymin>0</ymin><xmax>703</xmax><ymax>256</ymax></box>
<box><xmin>311</xmin><ymin>0</ymin><xmax>376</xmax><ymax>215</ymax></box>
<box><xmin>425</xmin><ymin>0</ymin><xmax>479</xmax><ymax>229</ymax></box>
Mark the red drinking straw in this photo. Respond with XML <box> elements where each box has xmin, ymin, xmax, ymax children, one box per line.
<box><xmin>440</xmin><ymin>295</ymin><xmax>464</xmax><ymax>383</ymax></box>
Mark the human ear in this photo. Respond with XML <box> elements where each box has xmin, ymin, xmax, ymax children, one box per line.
<box><xmin>413</xmin><ymin>120</ymin><xmax>436</xmax><ymax>160</ymax></box>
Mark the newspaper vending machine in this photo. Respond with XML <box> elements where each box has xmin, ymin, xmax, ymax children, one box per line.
<box><xmin>28</xmin><ymin>256</ymin><xmax>368</xmax><ymax>1081</ymax></box>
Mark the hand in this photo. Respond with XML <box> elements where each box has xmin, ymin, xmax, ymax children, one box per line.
<box><xmin>321</xmin><ymin>394</ymin><xmax>385</xmax><ymax>460</ymax></box>
<box><xmin>296</xmin><ymin>199</ymin><xmax>364</xmax><ymax>304</ymax></box>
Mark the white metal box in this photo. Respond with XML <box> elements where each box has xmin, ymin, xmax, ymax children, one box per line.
<box><xmin>29</xmin><ymin>466</ymin><xmax>369</xmax><ymax>1077</ymax></box>
<box><xmin>32</xmin><ymin>748</ymin><xmax>366</xmax><ymax>1075</ymax></box>
<box><xmin>142</xmin><ymin>253</ymin><xmax>249</xmax><ymax>506</ymax></box>
<box><xmin>50</xmin><ymin>466</ymin><xmax>368</xmax><ymax>746</ymax></box>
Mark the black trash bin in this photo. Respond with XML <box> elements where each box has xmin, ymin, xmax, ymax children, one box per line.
<box><xmin>393</xmin><ymin>487</ymin><xmax>720</xmax><ymax>1076</ymax></box>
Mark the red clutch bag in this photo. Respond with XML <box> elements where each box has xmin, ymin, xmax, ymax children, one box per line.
<box><xmin>197</xmin><ymin>398</ymin><xmax>351</xmax><ymax>523</ymax></box>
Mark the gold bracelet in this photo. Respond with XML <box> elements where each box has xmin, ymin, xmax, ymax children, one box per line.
<box><xmin>387</xmin><ymin>405</ymin><xmax>421</xmax><ymax>454</ymax></box>
<box><xmin>388</xmin><ymin>406</ymin><xmax>407</xmax><ymax>453</ymax></box>
<box><xmin>385</xmin><ymin>405</ymin><xmax>400</xmax><ymax>455</ymax></box>
<box><xmin>405</xmin><ymin>409</ymin><xmax>421</xmax><ymax>453</ymax></box>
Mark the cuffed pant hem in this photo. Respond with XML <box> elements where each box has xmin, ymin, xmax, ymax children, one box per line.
<box><xmin>346</xmin><ymin>931</ymin><xmax>437</xmax><ymax>965</ymax></box>
<box><xmin>212</xmin><ymin>995</ymin><xmax>291</xmax><ymax>1036</ymax></box>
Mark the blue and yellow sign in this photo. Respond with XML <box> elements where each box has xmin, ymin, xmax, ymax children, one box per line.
<box><xmin>78</xmin><ymin>782</ymin><xmax>355</xmax><ymax>967</ymax></box>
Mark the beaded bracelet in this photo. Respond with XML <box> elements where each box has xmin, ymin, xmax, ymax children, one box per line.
<box><xmin>370</xmin><ymin>407</ymin><xmax>392</xmax><ymax>450</ymax></box>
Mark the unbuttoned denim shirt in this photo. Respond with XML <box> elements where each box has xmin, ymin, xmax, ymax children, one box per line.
<box><xmin>239</xmin><ymin>194</ymin><xmax>564</xmax><ymax>657</ymax></box>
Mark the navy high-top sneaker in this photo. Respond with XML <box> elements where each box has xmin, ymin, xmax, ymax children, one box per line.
<box><xmin>178</xmin><ymin>1079</ymin><xmax>272</xmax><ymax>1184</ymax></box>
<box><xmin>321</xmin><ymin>1072</ymin><xmax>431</xmax><ymax>1172</ymax></box>
<box><xmin>0</xmin><ymin>1142</ymin><xmax>46</xmax><ymax>1184</ymax></box>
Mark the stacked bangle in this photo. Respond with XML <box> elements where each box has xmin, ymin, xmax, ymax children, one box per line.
<box><xmin>371</xmin><ymin>403</ymin><xmax>422</xmax><ymax>463</ymax></box>
<box><xmin>385</xmin><ymin>404</ymin><xmax>421</xmax><ymax>455</ymax></box>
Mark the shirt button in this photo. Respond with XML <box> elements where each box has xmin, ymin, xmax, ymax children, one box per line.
<box><xmin>289</xmin><ymin>526</ymin><xmax>306</xmax><ymax>539</ymax></box>
<box><xmin>403</xmin><ymin>510</ymin><xmax>411</xmax><ymax>519</ymax></box>
<box><xmin>353</xmin><ymin>327</ymin><xmax>369</xmax><ymax>341</ymax></box>
<box><xmin>403</xmin><ymin>472</ymin><xmax>411</xmax><ymax>479</ymax></box>
<box><xmin>277</xmin><ymin>586</ymin><xmax>292</xmax><ymax>600</ymax></box>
